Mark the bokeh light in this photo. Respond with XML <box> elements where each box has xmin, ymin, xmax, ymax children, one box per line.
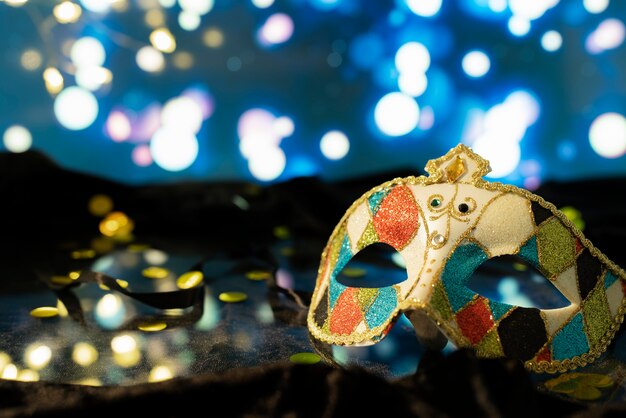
<box><xmin>3</xmin><ymin>125</ymin><xmax>32</xmax><ymax>153</ymax></box>
<box><xmin>178</xmin><ymin>11</ymin><xmax>201</xmax><ymax>31</ymax></box>
<box><xmin>54</xmin><ymin>1</ymin><xmax>82</xmax><ymax>23</ymax></box>
<box><xmin>462</xmin><ymin>50</ymin><xmax>491</xmax><ymax>78</ymax></box>
<box><xmin>248</xmin><ymin>146</ymin><xmax>286</xmax><ymax>181</ymax></box>
<box><xmin>178</xmin><ymin>0</ymin><xmax>214</xmax><ymax>16</ymax></box>
<box><xmin>150</xmin><ymin>126</ymin><xmax>199</xmax><ymax>171</ymax></box>
<box><xmin>541</xmin><ymin>30</ymin><xmax>563</xmax><ymax>52</ymax></box>
<box><xmin>258</xmin><ymin>13</ymin><xmax>294</xmax><ymax>46</ymax></box>
<box><xmin>589</xmin><ymin>113</ymin><xmax>626</xmax><ymax>159</ymax></box>
<box><xmin>395</xmin><ymin>42</ymin><xmax>430</xmax><ymax>73</ymax></box>
<box><xmin>136</xmin><ymin>46</ymin><xmax>165</xmax><ymax>72</ymax></box>
<box><xmin>106</xmin><ymin>110</ymin><xmax>132</xmax><ymax>142</ymax></box>
<box><xmin>24</xmin><ymin>344</ymin><xmax>52</xmax><ymax>370</ymax></box>
<box><xmin>374</xmin><ymin>93</ymin><xmax>420</xmax><ymax>137</ymax></box>
<box><xmin>320</xmin><ymin>130</ymin><xmax>350</xmax><ymax>160</ymax></box>
<box><xmin>586</xmin><ymin>18</ymin><xmax>625</xmax><ymax>54</ymax></box>
<box><xmin>405</xmin><ymin>0</ymin><xmax>442</xmax><ymax>17</ymax></box>
<box><xmin>70</xmin><ymin>37</ymin><xmax>106</xmax><ymax>67</ymax></box>
<box><xmin>583</xmin><ymin>0</ymin><xmax>610</xmax><ymax>14</ymax></box>
<box><xmin>252</xmin><ymin>0</ymin><xmax>274</xmax><ymax>8</ymax></box>
<box><xmin>20</xmin><ymin>49</ymin><xmax>42</xmax><ymax>71</ymax></box>
<box><xmin>508</xmin><ymin>16</ymin><xmax>531</xmax><ymax>37</ymax></box>
<box><xmin>54</xmin><ymin>87</ymin><xmax>99</xmax><ymax>130</ymax></box>
<box><xmin>150</xmin><ymin>28</ymin><xmax>177</xmax><ymax>53</ymax></box>
<box><xmin>161</xmin><ymin>96</ymin><xmax>203</xmax><ymax>134</ymax></box>
<box><xmin>43</xmin><ymin>67</ymin><xmax>64</xmax><ymax>94</ymax></box>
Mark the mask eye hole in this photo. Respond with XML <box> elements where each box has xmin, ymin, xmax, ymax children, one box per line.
<box><xmin>336</xmin><ymin>243</ymin><xmax>407</xmax><ymax>288</ymax></box>
<box><xmin>467</xmin><ymin>255</ymin><xmax>569</xmax><ymax>309</ymax></box>
<box><xmin>429</xmin><ymin>194</ymin><xmax>443</xmax><ymax>209</ymax></box>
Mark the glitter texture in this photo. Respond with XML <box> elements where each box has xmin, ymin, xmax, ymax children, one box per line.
<box><xmin>364</xmin><ymin>287</ymin><xmax>397</xmax><ymax>329</ymax></box>
<box><xmin>475</xmin><ymin>330</ymin><xmax>503</xmax><ymax>358</ymax></box>
<box><xmin>582</xmin><ymin>284</ymin><xmax>612</xmax><ymax>347</ymax></box>
<box><xmin>538</xmin><ymin>218</ymin><xmax>576</xmax><ymax>276</ymax></box>
<box><xmin>357</xmin><ymin>221</ymin><xmax>378</xmax><ymax>250</ymax></box>
<box><xmin>445</xmin><ymin>155</ymin><xmax>466</xmax><ymax>182</ymax></box>
<box><xmin>456</xmin><ymin>297</ymin><xmax>494</xmax><ymax>344</ymax></box>
<box><xmin>372</xmin><ymin>185</ymin><xmax>419</xmax><ymax>250</ymax></box>
<box><xmin>552</xmin><ymin>312</ymin><xmax>589</xmax><ymax>361</ymax></box>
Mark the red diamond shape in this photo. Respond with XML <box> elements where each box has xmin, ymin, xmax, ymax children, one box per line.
<box><xmin>372</xmin><ymin>185</ymin><xmax>419</xmax><ymax>250</ymax></box>
<box><xmin>535</xmin><ymin>345</ymin><xmax>551</xmax><ymax>363</ymax></box>
<box><xmin>456</xmin><ymin>297</ymin><xmax>495</xmax><ymax>345</ymax></box>
<box><xmin>330</xmin><ymin>287</ymin><xmax>364</xmax><ymax>335</ymax></box>
<box><xmin>575</xmin><ymin>238</ymin><xmax>583</xmax><ymax>255</ymax></box>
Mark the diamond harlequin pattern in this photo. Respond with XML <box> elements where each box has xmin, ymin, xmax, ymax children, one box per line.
<box><xmin>328</xmin><ymin>286</ymin><xmax>398</xmax><ymax>336</ymax></box>
<box><xmin>372</xmin><ymin>185</ymin><xmax>419</xmax><ymax>250</ymax></box>
<box><xmin>537</xmin><ymin>218</ymin><xmax>576</xmax><ymax>277</ymax></box>
<box><xmin>456</xmin><ymin>296</ymin><xmax>495</xmax><ymax>344</ymax></box>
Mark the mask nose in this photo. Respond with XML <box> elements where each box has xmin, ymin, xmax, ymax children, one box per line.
<box><xmin>405</xmin><ymin>309</ymin><xmax>448</xmax><ymax>351</ymax></box>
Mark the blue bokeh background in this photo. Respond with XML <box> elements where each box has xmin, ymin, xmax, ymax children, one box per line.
<box><xmin>0</xmin><ymin>0</ymin><xmax>624</xmax><ymax>185</ymax></box>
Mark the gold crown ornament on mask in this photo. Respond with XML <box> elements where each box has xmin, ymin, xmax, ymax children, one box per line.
<box><xmin>307</xmin><ymin>144</ymin><xmax>626</xmax><ymax>373</ymax></box>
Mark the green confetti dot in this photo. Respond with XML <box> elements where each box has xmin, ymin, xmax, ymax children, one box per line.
<box><xmin>341</xmin><ymin>267</ymin><xmax>367</xmax><ymax>278</ymax></box>
<box><xmin>219</xmin><ymin>291</ymin><xmax>248</xmax><ymax>303</ymax></box>
<box><xmin>289</xmin><ymin>352</ymin><xmax>321</xmax><ymax>365</ymax></box>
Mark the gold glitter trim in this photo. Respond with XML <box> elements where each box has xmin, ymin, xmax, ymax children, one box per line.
<box><xmin>307</xmin><ymin>144</ymin><xmax>626</xmax><ymax>373</ymax></box>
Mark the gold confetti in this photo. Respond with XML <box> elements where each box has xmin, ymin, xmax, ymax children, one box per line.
<box><xmin>30</xmin><ymin>307</ymin><xmax>59</xmax><ymax>318</ymax></box>
<box><xmin>289</xmin><ymin>352</ymin><xmax>321</xmax><ymax>364</ymax></box>
<box><xmin>142</xmin><ymin>266</ymin><xmax>170</xmax><ymax>279</ymax></box>
<box><xmin>68</xmin><ymin>271</ymin><xmax>81</xmax><ymax>280</ymax></box>
<box><xmin>51</xmin><ymin>275</ymin><xmax>73</xmax><ymax>285</ymax></box>
<box><xmin>116</xmin><ymin>279</ymin><xmax>129</xmax><ymax>289</ymax></box>
<box><xmin>88</xmin><ymin>194</ymin><xmax>113</xmax><ymax>217</ymax></box>
<box><xmin>99</xmin><ymin>211</ymin><xmax>135</xmax><ymax>239</ymax></box>
<box><xmin>245</xmin><ymin>270</ymin><xmax>272</xmax><ymax>281</ymax></box>
<box><xmin>137</xmin><ymin>322</ymin><xmax>167</xmax><ymax>332</ymax></box>
<box><xmin>219</xmin><ymin>292</ymin><xmax>248</xmax><ymax>303</ymax></box>
<box><xmin>176</xmin><ymin>271</ymin><xmax>204</xmax><ymax>289</ymax></box>
<box><xmin>273</xmin><ymin>226</ymin><xmax>290</xmax><ymax>239</ymax></box>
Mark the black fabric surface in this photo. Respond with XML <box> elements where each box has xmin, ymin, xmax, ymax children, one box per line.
<box><xmin>1</xmin><ymin>151</ymin><xmax>626</xmax><ymax>417</ymax></box>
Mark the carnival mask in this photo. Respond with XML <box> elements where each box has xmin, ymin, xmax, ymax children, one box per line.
<box><xmin>308</xmin><ymin>144</ymin><xmax>626</xmax><ymax>373</ymax></box>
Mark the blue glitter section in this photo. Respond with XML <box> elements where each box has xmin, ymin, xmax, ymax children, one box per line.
<box><xmin>441</xmin><ymin>242</ymin><xmax>488</xmax><ymax>312</ymax></box>
<box><xmin>551</xmin><ymin>312</ymin><xmax>589</xmax><ymax>360</ymax></box>
<box><xmin>329</xmin><ymin>279</ymin><xmax>347</xmax><ymax>309</ymax></box>
<box><xmin>489</xmin><ymin>300</ymin><xmax>513</xmax><ymax>322</ymax></box>
<box><xmin>368</xmin><ymin>189</ymin><xmax>389</xmax><ymax>215</ymax></box>
<box><xmin>365</xmin><ymin>286</ymin><xmax>397</xmax><ymax>329</ymax></box>
<box><xmin>604</xmin><ymin>270</ymin><xmax>618</xmax><ymax>289</ymax></box>
<box><xmin>518</xmin><ymin>236</ymin><xmax>540</xmax><ymax>270</ymax></box>
<box><xmin>331</xmin><ymin>234</ymin><xmax>352</xmax><ymax>280</ymax></box>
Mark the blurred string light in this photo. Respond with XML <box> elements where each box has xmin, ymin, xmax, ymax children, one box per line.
<box><xmin>136</xmin><ymin>46</ymin><xmax>165</xmax><ymax>72</ymax></box>
<box><xmin>320</xmin><ymin>130</ymin><xmax>350</xmax><ymax>160</ymax></box>
<box><xmin>541</xmin><ymin>30</ymin><xmax>563</xmax><ymax>52</ymax></box>
<box><xmin>79</xmin><ymin>0</ymin><xmax>112</xmax><ymax>13</ymax></box>
<box><xmin>585</xmin><ymin>18</ymin><xmax>625</xmax><ymax>54</ymax></box>
<box><xmin>3</xmin><ymin>125</ymin><xmax>32</xmax><ymax>153</ymax></box>
<box><xmin>589</xmin><ymin>112</ymin><xmax>626</xmax><ymax>159</ymax></box>
<box><xmin>20</xmin><ymin>49</ymin><xmax>42</xmax><ymax>71</ymax></box>
<box><xmin>54</xmin><ymin>87</ymin><xmax>99</xmax><ymax>130</ymax></box>
<box><xmin>466</xmin><ymin>90</ymin><xmax>540</xmax><ymax>179</ymax></box>
<box><xmin>53</xmin><ymin>1</ymin><xmax>82</xmax><ymax>24</ymax></box>
<box><xmin>252</xmin><ymin>0</ymin><xmax>274</xmax><ymax>9</ymax></box>
<box><xmin>461</xmin><ymin>50</ymin><xmax>490</xmax><ymax>78</ymax></box>
<box><xmin>237</xmin><ymin>108</ymin><xmax>293</xmax><ymax>181</ymax></box>
<box><xmin>150</xmin><ymin>28</ymin><xmax>177</xmax><ymax>53</ymax></box>
<box><xmin>395</xmin><ymin>42</ymin><xmax>430</xmax><ymax>97</ymax></box>
<box><xmin>178</xmin><ymin>11</ymin><xmax>201</xmax><ymax>31</ymax></box>
<box><xmin>43</xmin><ymin>67</ymin><xmax>64</xmax><ymax>94</ymax></box>
<box><xmin>374</xmin><ymin>92</ymin><xmax>420</xmax><ymax>137</ymax></box>
<box><xmin>257</xmin><ymin>13</ymin><xmax>294</xmax><ymax>46</ymax></box>
<box><xmin>583</xmin><ymin>0</ymin><xmax>610</xmax><ymax>14</ymax></box>
<box><xmin>404</xmin><ymin>0</ymin><xmax>442</xmax><ymax>17</ymax></box>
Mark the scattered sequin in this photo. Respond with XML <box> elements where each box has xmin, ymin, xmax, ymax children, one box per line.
<box><xmin>289</xmin><ymin>352</ymin><xmax>321</xmax><ymax>364</ymax></box>
<box><xmin>99</xmin><ymin>211</ymin><xmax>135</xmax><ymax>239</ymax></box>
<box><xmin>30</xmin><ymin>307</ymin><xmax>59</xmax><ymax>318</ymax></box>
<box><xmin>116</xmin><ymin>279</ymin><xmax>129</xmax><ymax>289</ymax></box>
<box><xmin>51</xmin><ymin>275</ymin><xmax>73</xmax><ymax>285</ymax></box>
<box><xmin>177</xmin><ymin>271</ymin><xmax>204</xmax><ymax>289</ymax></box>
<box><xmin>273</xmin><ymin>226</ymin><xmax>290</xmax><ymax>239</ymax></box>
<box><xmin>142</xmin><ymin>266</ymin><xmax>170</xmax><ymax>279</ymax></box>
<box><xmin>219</xmin><ymin>291</ymin><xmax>248</xmax><ymax>303</ymax></box>
<box><xmin>341</xmin><ymin>267</ymin><xmax>367</xmax><ymax>278</ymax></box>
<box><xmin>71</xmin><ymin>249</ymin><xmax>96</xmax><ymax>259</ymax></box>
<box><xmin>246</xmin><ymin>270</ymin><xmax>272</xmax><ymax>281</ymax></box>
<box><xmin>137</xmin><ymin>322</ymin><xmax>168</xmax><ymax>332</ymax></box>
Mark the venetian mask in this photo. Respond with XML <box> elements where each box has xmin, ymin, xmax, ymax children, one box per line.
<box><xmin>308</xmin><ymin>144</ymin><xmax>626</xmax><ymax>373</ymax></box>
